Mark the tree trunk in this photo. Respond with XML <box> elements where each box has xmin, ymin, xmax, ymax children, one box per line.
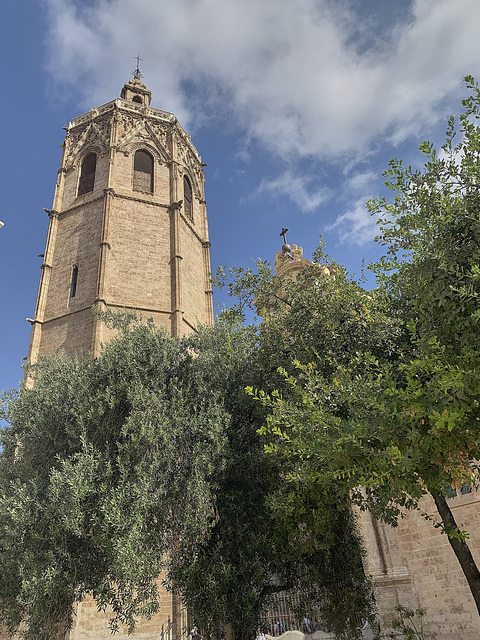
<box><xmin>431</xmin><ymin>490</ymin><xmax>480</xmax><ymax>616</ymax></box>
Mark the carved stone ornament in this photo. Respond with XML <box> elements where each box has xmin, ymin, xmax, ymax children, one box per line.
<box><xmin>115</xmin><ymin>112</ymin><xmax>137</xmax><ymax>139</ymax></box>
<box><xmin>292</xmin><ymin>244</ymin><xmax>303</xmax><ymax>259</ymax></box>
<box><xmin>169</xmin><ymin>200</ymin><xmax>183</xmax><ymax>214</ymax></box>
<box><xmin>174</xmin><ymin>129</ymin><xmax>189</xmax><ymax>165</ymax></box>
<box><xmin>64</xmin><ymin>121</ymin><xmax>109</xmax><ymax>169</ymax></box>
<box><xmin>149</xmin><ymin>122</ymin><xmax>169</xmax><ymax>148</ymax></box>
<box><xmin>116</xmin><ymin>117</ymin><xmax>170</xmax><ymax>162</ymax></box>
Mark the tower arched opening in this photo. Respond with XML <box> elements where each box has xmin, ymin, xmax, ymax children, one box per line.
<box><xmin>133</xmin><ymin>149</ymin><xmax>154</xmax><ymax>193</ymax></box>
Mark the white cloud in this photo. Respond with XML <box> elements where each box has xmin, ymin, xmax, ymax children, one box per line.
<box><xmin>254</xmin><ymin>171</ymin><xmax>333</xmax><ymax>213</ymax></box>
<box><xmin>42</xmin><ymin>0</ymin><xmax>480</xmax><ymax>240</ymax></box>
<box><xmin>44</xmin><ymin>0</ymin><xmax>480</xmax><ymax>161</ymax></box>
<box><xmin>344</xmin><ymin>171</ymin><xmax>377</xmax><ymax>195</ymax></box>
<box><xmin>326</xmin><ymin>197</ymin><xmax>378</xmax><ymax>246</ymax></box>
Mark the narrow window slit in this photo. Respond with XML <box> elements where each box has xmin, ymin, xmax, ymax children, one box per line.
<box><xmin>184</xmin><ymin>175</ymin><xmax>193</xmax><ymax>220</ymax></box>
<box><xmin>70</xmin><ymin>265</ymin><xmax>78</xmax><ymax>298</ymax></box>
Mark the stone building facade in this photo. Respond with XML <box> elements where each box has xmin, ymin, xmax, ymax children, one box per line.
<box><xmin>27</xmin><ymin>73</ymin><xmax>213</xmax><ymax>367</ymax></box>
<box><xmin>5</xmin><ymin>74</ymin><xmax>213</xmax><ymax>640</ymax></box>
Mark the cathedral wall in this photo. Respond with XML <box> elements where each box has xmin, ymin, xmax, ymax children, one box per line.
<box><xmin>43</xmin><ymin>202</ymin><xmax>103</xmax><ymax>320</ymax></box>
<box><xmin>105</xmin><ymin>198</ymin><xmax>171</xmax><ymax>314</ymax></box>
<box><xmin>393</xmin><ymin>491</ymin><xmax>480</xmax><ymax>639</ymax></box>
<box><xmin>37</xmin><ymin>308</ymin><xmax>96</xmax><ymax>357</ymax></box>
<box><xmin>179</xmin><ymin>220</ymin><xmax>209</xmax><ymax>330</ymax></box>
<box><xmin>68</xmin><ymin>576</ymin><xmax>180</xmax><ymax>640</ymax></box>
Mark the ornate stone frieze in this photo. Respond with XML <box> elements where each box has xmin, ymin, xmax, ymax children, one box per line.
<box><xmin>116</xmin><ymin>115</ymin><xmax>170</xmax><ymax>162</ymax></box>
<box><xmin>64</xmin><ymin>120</ymin><xmax>110</xmax><ymax>169</ymax></box>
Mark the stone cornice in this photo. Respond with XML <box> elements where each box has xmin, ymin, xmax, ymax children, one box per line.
<box><xmin>57</xmin><ymin>190</ymin><xmax>170</xmax><ymax>218</ymax></box>
<box><xmin>112</xmin><ymin>191</ymin><xmax>170</xmax><ymax>209</ymax></box>
<box><xmin>56</xmin><ymin>194</ymin><xmax>106</xmax><ymax>217</ymax></box>
<box><xmin>69</xmin><ymin>99</ymin><xmax>175</xmax><ymax>129</ymax></box>
<box><xmin>95</xmin><ymin>301</ymin><xmax>171</xmax><ymax>316</ymax></box>
<box><xmin>40</xmin><ymin>302</ymin><xmax>172</xmax><ymax>325</ymax></box>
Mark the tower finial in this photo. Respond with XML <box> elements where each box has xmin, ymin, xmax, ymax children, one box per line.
<box><xmin>279</xmin><ymin>228</ymin><xmax>293</xmax><ymax>259</ymax></box>
<box><xmin>132</xmin><ymin>53</ymin><xmax>143</xmax><ymax>79</ymax></box>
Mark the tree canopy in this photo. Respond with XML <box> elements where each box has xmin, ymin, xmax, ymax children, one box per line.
<box><xmin>0</xmin><ymin>314</ymin><xmax>229</xmax><ymax>638</ymax></box>
<box><xmin>0</xmin><ymin>312</ymin><xmax>376</xmax><ymax>640</ymax></box>
<box><xmin>231</xmin><ymin>76</ymin><xmax>480</xmax><ymax>614</ymax></box>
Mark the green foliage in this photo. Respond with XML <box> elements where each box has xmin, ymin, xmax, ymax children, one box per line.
<box><xmin>384</xmin><ymin>605</ymin><xmax>427</xmax><ymax>640</ymax></box>
<box><xmin>366</xmin><ymin>75</ymin><xmax>480</xmax><ymax>502</ymax></box>
<box><xmin>174</xmin><ymin>319</ymin><xmax>377</xmax><ymax>640</ymax></box>
<box><xmin>215</xmin><ymin>251</ymin><xmax>383</xmax><ymax>638</ymax></box>
<box><xmin>215</xmin><ymin>75</ymin><xmax>480</xmax><ymax>628</ymax></box>
<box><xmin>0</xmin><ymin>313</ymin><xmax>376</xmax><ymax>640</ymax></box>
<box><xmin>245</xmin><ymin>76</ymin><xmax>480</xmax><ymax>535</ymax></box>
<box><xmin>0</xmin><ymin>318</ymin><xmax>229</xmax><ymax>639</ymax></box>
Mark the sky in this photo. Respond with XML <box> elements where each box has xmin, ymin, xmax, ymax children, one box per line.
<box><xmin>1</xmin><ymin>0</ymin><xmax>480</xmax><ymax>395</ymax></box>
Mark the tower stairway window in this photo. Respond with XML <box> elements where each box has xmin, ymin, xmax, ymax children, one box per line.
<box><xmin>133</xmin><ymin>150</ymin><xmax>153</xmax><ymax>193</ymax></box>
<box><xmin>184</xmin><ymin>175</ymin><xmax>193</xmax><ymax>219</ymax></box>
<box><xmin>70</xmin><ymin>265</ymin><xmax>78</xmax><ymax>298</ymax></box>
<box><xmin>78</xmin><ymin>153</ymin><xmax>96</xmax><ymax>196</ymax></box>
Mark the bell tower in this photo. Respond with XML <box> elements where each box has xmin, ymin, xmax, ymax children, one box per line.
<box><xmin>28</xmin><ymin>71</ymin><xmax>213</xmax><ymax>363</ymax></box>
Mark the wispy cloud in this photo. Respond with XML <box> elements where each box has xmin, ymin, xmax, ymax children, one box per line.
<box><xmin>344</xmin><ymin>171</ymin><xmax>377</xmax><ymax>195</ymax></box>
<box><xmin>254</xmin><ymin>171</ymin><xmax>333</xmax><ymax>213</ymax></box>
<box><xmin>44</xmin><ymin>0</ymin><xmax>480</xmax><ymax>162</ymax></box>
<box><xmin>326</xmin><ymin>197</ymin><xmax>378</xmax><ymax>246</ymax></box>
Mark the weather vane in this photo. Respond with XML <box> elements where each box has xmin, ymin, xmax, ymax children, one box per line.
<box><xmin>132</xmin><ymin>53</ymin><xmax>143</xmax><ymax>79</ymax></box>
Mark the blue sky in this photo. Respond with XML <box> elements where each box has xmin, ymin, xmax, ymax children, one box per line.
<box><xmin>1</xmin><ymin>0</ymin><xmax>480</xmax><ymax>394</ymax></box>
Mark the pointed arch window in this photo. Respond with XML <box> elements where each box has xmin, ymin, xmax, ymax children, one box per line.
<box><xmin>78</xmin><ymin>153</ymin><xmax>96</xmax><ymax>196</ymax></box>
<box><xmin>184</xmin><ymin>175</ymin><xmax>193</xmax><ymax>220</ymax></box>
<box><xmin>133</xmin><ymin>150</ymin><xmax>154</xmax><ymax>193</ymax></box>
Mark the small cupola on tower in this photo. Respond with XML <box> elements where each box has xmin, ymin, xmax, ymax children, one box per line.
<box><xmin>120</xmin><ymin>56</ymin><xmax>152</xmax><ymax>106</ymax></box>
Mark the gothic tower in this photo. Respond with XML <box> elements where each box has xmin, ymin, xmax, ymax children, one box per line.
<box><xmin>28</xmin><ymin>72</ymin><xmax>213</xmax><ymax>365</ymax></box>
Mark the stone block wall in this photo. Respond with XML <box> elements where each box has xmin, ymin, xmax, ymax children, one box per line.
<box><xmin>394</xmin><ymin>491</ymin><xmax>480</xmax><ymax>639</ymax></box>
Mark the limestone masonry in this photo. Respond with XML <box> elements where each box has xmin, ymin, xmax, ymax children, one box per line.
<box><xmin>28</xmin><ymin>74</ymin><xmax>213</xmax><ymax>368</ymax></box>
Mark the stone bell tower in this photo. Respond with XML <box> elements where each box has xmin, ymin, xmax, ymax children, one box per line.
<box><xmin>28</xmin><ymin>70</ymin><xmax>213</xmax><ymax>364</ymax></box>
